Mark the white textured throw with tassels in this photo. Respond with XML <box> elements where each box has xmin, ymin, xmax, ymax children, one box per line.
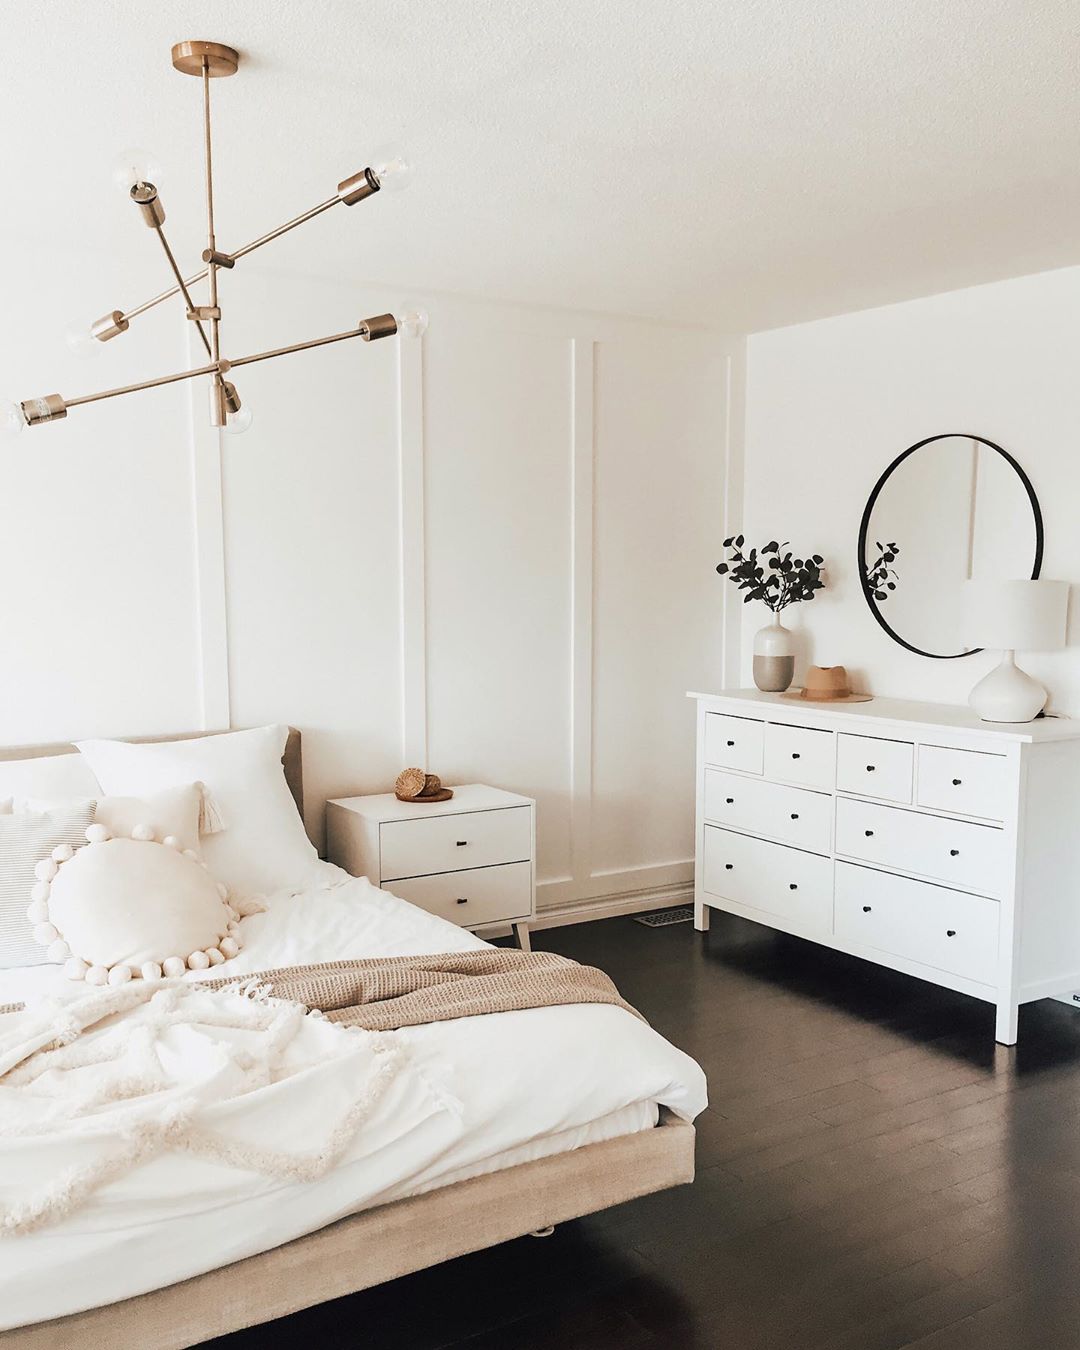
<box><xmin>0</xmin><ymin>980</ymin><xmax>407</xmax><ymax>1236</ymax></box>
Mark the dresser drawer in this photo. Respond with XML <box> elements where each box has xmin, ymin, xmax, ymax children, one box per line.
<box><xmin>837</xmin><ymin>733</ymin><xmax>913</xmax><ymax>804</ymax></box>
<box><xmin>704</xmin><ymin>768</ymin><xmax>831</xmax><ymax>853</ymax></box>
<box><xmin>389</xmin><ymin>861</ymin><xmax>532</xmax><ymax>926</ymax></box>
<box><xmin>835</xmin><ymin>861</ymin><xmax>998</xmax><ymax>985</ymax></box>
<box><xmin>703</xmin><ymin>826</ymin><xmax>833</xmax><ymax>935</ymax></box>
<box><xmin>835</xmin><ymin>797</ymin><xmax>1005</xmax><ymax>898</ymax></box>
<box><xmin>917</xmin><ymin>745</ymin><xmax>1011</xmax><ymax>823</ymax></box>
<box><xmin>380</xmin><ymin>806</ymin><xmax>532</xmax><ymax>881</ymax></box>
<box><xmin>704</xmin><ymin>714</ymin><xmax>764</xmax><ymax>775</ymax></box>
<box><xmin>764</xmin><ymin>723</ymin><xmax>835</xmax><ymax>790</ymax></box>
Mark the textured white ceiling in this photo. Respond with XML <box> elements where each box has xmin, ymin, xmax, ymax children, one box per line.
<box><xmin>3</xmin><ymin>0</ymin><xmax>1080</xmax><ymax>330</ymax></box>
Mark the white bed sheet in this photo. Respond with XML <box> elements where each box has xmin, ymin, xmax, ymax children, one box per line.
<box><xmin>0</xmin><ymin>867</ymin><xmax>706</xmax><ymax>1330</ymax></box>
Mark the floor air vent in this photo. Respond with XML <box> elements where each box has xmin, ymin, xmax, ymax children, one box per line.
<box><xmin>633</xmin><ymin>906</ymin><xmax>694</xmax><ymax>928</ymax></box>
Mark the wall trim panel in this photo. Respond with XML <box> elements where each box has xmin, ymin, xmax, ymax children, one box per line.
<box><xmin>186</xmin><ymin>331</ymin><xmax>230</xmax><ymax>732</ymax></box>
<box><xmin>398</xmin><ymin>334</ymin><xmax>428</xmax><ymax>765</ymax></box>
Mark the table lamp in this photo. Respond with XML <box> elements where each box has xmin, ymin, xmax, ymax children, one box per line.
<box><xmin>960</xmin><ymin>579</ymin><xmax>1069</xmax><ymax>722</ymax></box>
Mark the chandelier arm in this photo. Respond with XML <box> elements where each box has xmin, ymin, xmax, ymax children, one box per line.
<box><xmin>152</xmin><ymin>225</ymin><xmax>213</xmax><ymax>357</ymax></box>
<box><xmin>228</xmin><ymin>326</ymin><xmax>373</xmax><ymax>370</ymax></box>
<box><xmin>65</xmin><ymin>361</ymin><xmax>220</xmax><ymax>409</ymax></box>
<box><xmin>44</xmin><ymin>316</ymin><xmax>397</xmax><ymax>417</ymax></box>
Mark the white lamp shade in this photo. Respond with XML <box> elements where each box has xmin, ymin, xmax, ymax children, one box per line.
<box><xmin>960</xmin><ymin>578</ymin><xmax>1069</xmax><ymax>653</ymax></box>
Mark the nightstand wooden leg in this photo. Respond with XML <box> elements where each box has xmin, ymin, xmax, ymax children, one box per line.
<box><xmin>512</xmin><ymin>921</ymin><xmax>531</xmax><ymax>952</ymax></box>
<box><xmin>694</xmin><ymin>898</ymin><xmax>710</xmax><ymax>933</ymax></box>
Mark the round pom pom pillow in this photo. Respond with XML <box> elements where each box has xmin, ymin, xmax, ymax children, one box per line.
<box><xmin>30</xmin><ymin>822</ymin><xmax>243</xmax><ymax>985</ymax></box>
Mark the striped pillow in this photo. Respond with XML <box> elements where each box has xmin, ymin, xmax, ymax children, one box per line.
<box><xmin>0</xmin><ymin>802</ymin><xmax>96</xmax><ymax>968</ymax></box>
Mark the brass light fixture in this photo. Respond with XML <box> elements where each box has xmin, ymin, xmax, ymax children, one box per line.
<box><xmin>2</xmin><ymin>39</ymin><xmax>426</xmax><ymax>441</ymax></box>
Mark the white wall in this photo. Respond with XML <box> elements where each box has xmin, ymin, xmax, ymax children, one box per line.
<box><xmin>0</xmin><ymin>244</ymin><xmax>735</xmax><ymax>918</ymax></box>
<box><xmin>740</xmin><ymin>265</ymin><xmax>1080</xmax><ymax>712</ymax></box>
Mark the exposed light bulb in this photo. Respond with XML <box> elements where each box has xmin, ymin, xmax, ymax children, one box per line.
<box><xmin>65</xmin><ymin>321</ymin><xmax>103</xmax><ymax>359</ymax></box>
<box><xmin>112</xmin><ymin>147</ymin><xmax>163</xmax><ymax>193</ymax></box>
<box><xmin>394</xmin><ymin>308</ymin><xmax>429</xmax><ymax>339</ymax></box>
<box><xmin>224</xmin><ymin>405</ymin><xmax>254</xmax><ymax>435</ymax></box>
<box><xmin>370</xmin><ymin>144</ymin><xmax>413</xmax><ymax>193</ymax></box>
<box><xmin>0</xmin><ymin>401</ymin><xmax>27</xmax><ymax>442</ymax></box>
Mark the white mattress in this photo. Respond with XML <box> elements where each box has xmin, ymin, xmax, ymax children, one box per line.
<box><xmin>0</xmin><ymin>867</ymin><xmax>707</xmax><ymax>1329</ymax></box>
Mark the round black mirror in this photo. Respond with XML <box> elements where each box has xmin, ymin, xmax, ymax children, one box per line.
<box><xmin>857</xmin><ymin>434</ymin><xmax>1044</xmax><ymax>659</ymax></box>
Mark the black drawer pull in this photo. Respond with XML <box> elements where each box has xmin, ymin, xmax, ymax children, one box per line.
<box><xmin>724</xmin><ymin>863</ymin><xmax>734</xmax><ymax>871</ymax></box>
<box><xmin>792</xmin><ymin>752</ymin><xmax>801</xmax><ymax>760</ymax></box>
<box><xmin>789</xmin><ymin>883</ymin><xmax>798</xmax><ymax>891</ymax></box>
<box><xmin>946</xmin><ymin>929</ymin><xmax>956</xmax><ymax>937</ymax></box>
<box><xmin>456</xmin><ymin>840</ymin><xmax>468</xmax><ymax>847</ymax></box>
<box><xmin>862</xmin><ymin>905</ymin><xmax>872</xmax><ymax>913</ymax></box>
<box><xmin>952</xmin><ymin>779</ymin><xmax>962</xmax><ymax>786</ymax></box>
<box><xmin>866</xmin><ymin>765</ymin><xmax>876</xmax><ymax>772</ymax></box>
<box><xmin>726</xmin><ymin>739</ymin><xmax>735</xmax><ymax>747</ymax></box>
<box><xmin>790</xmin><ymin>813</ymin><xmax>799</xmax><ymax>820</ymax></box>
<box><xmin>864</xmin><ymin>829</ymin><xmax>874</xmax><ymax>837</ymax></box>
<box><xmin>456</xmin><ymin>897</ymin><xmax>469</xmax><ymax>905</ymax></box>
<box><xmin>725</xmin><ymin>797</ymin><xmax>734</xmax><ymax>804</ymax></box>
<box><xmin>949</xmin><ymin>848</ymin><xmax>960</xmax><ymax>857</ymax></box>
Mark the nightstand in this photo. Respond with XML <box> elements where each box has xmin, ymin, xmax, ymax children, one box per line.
<box><xmin>325</xmin><ymin>784</ymin><xmax>536</xmax><ymax>950</ymax></box>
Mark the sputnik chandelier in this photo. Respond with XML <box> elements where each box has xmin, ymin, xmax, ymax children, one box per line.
<box><xmin>2</xmin><ymin>39</ymin><xmax>425</xmax><ymax>440</ymax></box>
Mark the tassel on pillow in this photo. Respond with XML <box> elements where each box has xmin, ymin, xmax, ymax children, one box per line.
<box><xmin>197</xmin><ymin>783</ymin><xmax>226</xmax><ymax>835</ymax></box>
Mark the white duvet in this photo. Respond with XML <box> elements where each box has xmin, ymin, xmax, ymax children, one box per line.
<box><xmin>0</xmin><ymin>866</ymin><xmax>707</xmax><ymax>1330</ymax></box>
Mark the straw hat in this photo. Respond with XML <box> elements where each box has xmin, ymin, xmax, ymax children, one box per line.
<box><xmin>782</xmin><ymin>666</ymin><xmax>872</xmax><ymax>704</ymax></box>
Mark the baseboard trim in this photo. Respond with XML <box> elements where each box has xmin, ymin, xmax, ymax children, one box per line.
<box><xmin>473</xmin><ymin>882</ymin><xmax>694</xmax><ymax>940</ymax></box>
<box><xmin>531</xmin><ymin>881</ymin><xmax>693</xmax><ymax>931</ymax></box>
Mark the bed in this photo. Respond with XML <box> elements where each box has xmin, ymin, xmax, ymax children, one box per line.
<box><xmin>0</xmin><ymin>730</ymin><xmax>705</xmax><ymax>1348</ymax></box>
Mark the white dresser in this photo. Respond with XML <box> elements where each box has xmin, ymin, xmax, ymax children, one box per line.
<box><xmin>690</xmin><ymin>690</ymin><xmax>1080</xmax><ymax>1043</ymax></box>
<box><xmin>326</xmin><ymin>784</ymin><xmax>536</xmax><ymax>949</ymax></box>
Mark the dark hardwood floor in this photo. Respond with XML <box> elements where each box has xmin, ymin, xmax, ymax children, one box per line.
<box><xmin>213</xmin><ymin>911</ymin><xmax>1080</xmax><ymax>1350</ymax></box>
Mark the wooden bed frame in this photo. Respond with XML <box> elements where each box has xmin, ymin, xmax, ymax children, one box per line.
<box><xmin>0</xmin><ymin>729</ymin><xmax>696</xmax><ymax>1348</ymax></box>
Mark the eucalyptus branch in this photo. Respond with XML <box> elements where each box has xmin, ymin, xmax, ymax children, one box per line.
<box><xmin>715</xmin><ymin>537</ymin><xmax>825</xmax><ymax>613</ymax></box>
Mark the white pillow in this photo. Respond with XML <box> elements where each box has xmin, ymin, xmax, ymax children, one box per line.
<box><xmin>41</xmin><ymin>830</ymin><xmax>241</xmax><ymax>985</ymax></box>
<box><xmin>77</xmin><ymin>726</ymin><xmax>316</xmax><ymax>899</ymax></box>
<box><xmin>95</xmin><ymin>785</ymin><xmax>205</xmax><ymax>857</ymax></box>
<box><xmin>0</xmin><ymin>753</ymin><xmax>101</xmax><ymax>809</ymax></box>
<box><xmin>0</xmin><ymin>801</ymin><xmax>97</xmax><ymax>968</ymax></box>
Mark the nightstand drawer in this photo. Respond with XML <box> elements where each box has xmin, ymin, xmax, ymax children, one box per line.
<box><xmin>388</xmin><ymin>861</ymin><xmax>532</xmax><ymax>925</ymax></box>
<box><xmin>380</xmin><ymin>806</ymin><xmax>532</xmax><ymax>881</ymax></box>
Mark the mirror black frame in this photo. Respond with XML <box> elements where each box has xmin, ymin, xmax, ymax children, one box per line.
<box><xmin>857</xmin><ymin>433</ymin><xmax>1045</xmax><ymax>660</ymax></box>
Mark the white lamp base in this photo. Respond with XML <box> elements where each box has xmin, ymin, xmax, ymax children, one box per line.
<box><xmin>968</xmin><ymin>650</ymin><xmax>1047</xmax><ymax>723</ymax></box>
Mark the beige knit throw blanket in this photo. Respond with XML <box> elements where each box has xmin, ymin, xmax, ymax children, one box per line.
<box><xmin>206</xmin><ymin>948</ymin><xmax>645</xmax><ymax>1031</ymax></box>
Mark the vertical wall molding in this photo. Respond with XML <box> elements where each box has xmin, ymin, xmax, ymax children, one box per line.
<box><xmin>186</xmin><ymin>332</ymin><xmax>231</xmax><ymax>731</ymax></box>
<box><xmin>721</xmin><ymin>338</ymin><xmax>747</xmax><ymax>688</ymax></box>
<box><xmin>569</xmin><ymin>337</ymin><xmax>596</xmax><ymax>895</ymax></box>
<box><xmin>398</xmin><ymin>334</ymin><xmax>428</xmax><ymax>765</ymax></box>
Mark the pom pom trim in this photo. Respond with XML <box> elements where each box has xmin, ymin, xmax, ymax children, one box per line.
<box><xmin>38</xmin><ymin>826</ymin><xmax>242</xmax><ymax>985</ymax></box>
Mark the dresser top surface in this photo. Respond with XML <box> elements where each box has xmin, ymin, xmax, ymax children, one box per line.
<box><xmin>328</xmin><ymin>783</ymin><xmax>534</xmax><ymax>822</ymax></box>
<box><xmin>688</xmin><ymin>689</ymin><xmax>1080</xmax><ymax>744</ymax></box>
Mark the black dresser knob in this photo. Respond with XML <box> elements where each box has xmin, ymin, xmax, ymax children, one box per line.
<box><xmin>946</xmin><ymin>929</ymin><xmax>956</xmax><ymax>937</ymax></box>
<box><xmin>866</xmin><ymin>765</ymin><xmax>876</xmax><ymax>772</ymax></box>
<box><xmin>952</xmin><ymin>779</ymin><xmax>962</xmax><ymax>786</ymax></box>
<box><xmin>865</xmin><ymin>829</ymin><xmax>874</xmax><ymax>837</ymax></box>
<box><xmin>725</xmin><ymin>797</ymin><xmax>734</xmax><ymax>804</ymax></box>
<box><xmin>949</xmin><ymin>849</ymin><xmax>960</xmax><ymax>857</ymax></box>
<box><xmin>726</xmin><ymin>739</ymin><xmax>735</xmax><ymax>747</ymax></box>
<box><xmin>790</xmin><ymin>813</ymin><xmax>799</xmax><ymax>820</ymax></box>
<box><xmin>862</xmin><ymin>905</ymin><xmax>872</xmax><ymax>913</ymax></box>
<box><xmin>456</xmin><ymin>897</ymin><xmax>469</xmax><ymax>905</ymax></box>
<box><xmin>724</xmin><ymin>863</ymin><xmax>733</xmax><ymax>871</ymax></box>
<box><xmin>792</xmin><ymin>752</ymin><xmax>801</xmax><ymax>760</ymax></box>
<box><xmin>789</xmin><ymin>883</ymin><xmax>798</xmax><ymax>891</ymax></box>
<box><xmin>456</xmin><ymin>840</ymin><xmax>468</xmax><ymax>847</ymax></box>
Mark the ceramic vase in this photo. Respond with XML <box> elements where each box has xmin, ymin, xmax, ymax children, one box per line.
<box><xmin>753</xmin><ymin>615</ymin><xmax>795</xmax><ymax>692</ymax></box>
